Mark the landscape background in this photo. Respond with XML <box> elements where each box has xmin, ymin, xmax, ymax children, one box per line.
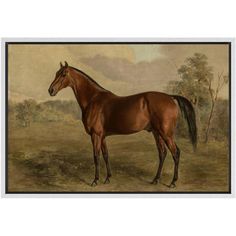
<box><xmin>8</xmin><ymin>44</ymin><xmax>230</xmax><ymax>192</ymax></box>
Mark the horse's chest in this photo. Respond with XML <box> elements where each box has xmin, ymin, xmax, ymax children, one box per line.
<box><xmin>82</xmin><ymin>108</ymin><xmax>103</xmax><ymax>135</ymax></box>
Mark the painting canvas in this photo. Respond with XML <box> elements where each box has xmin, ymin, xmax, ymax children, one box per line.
<box><xmin>4</xmin><ymin>41</ymin><xmax>231</xmax><ymax>194</ymax></box>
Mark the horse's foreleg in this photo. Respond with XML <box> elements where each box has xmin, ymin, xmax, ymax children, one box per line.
<box><xmin>91</xmin><ymin>133</ymin><xmax>102</xmax><ymax>186</ymax></box>
<box><xmin>101</xmin><ymin>138</ymin><xmax>112</xmax><ymax>184</ymax></box>
<box><xmin>152</xmin><ymin>131</ymin><xmax>167</xmax><ymax>184</ymax></box>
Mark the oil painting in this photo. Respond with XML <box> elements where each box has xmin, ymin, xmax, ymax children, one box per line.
<box><xmin>5</xmin><ymin>41</ymin><xmax>231</xmax><ymax>194</ymax></box>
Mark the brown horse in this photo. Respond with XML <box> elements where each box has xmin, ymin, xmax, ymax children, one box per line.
<box><xmin>48</xmin><ymin>61</ymin><xmax>197</xmax><ymax>188</ymax></box>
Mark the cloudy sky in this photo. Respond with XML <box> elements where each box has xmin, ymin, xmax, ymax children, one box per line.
<box><xmin>8</xmin><ymin>43</ymin><xmax>229</xmax><ymax>102</ymax></box>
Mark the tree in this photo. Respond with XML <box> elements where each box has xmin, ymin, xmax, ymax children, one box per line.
<box><xmin>204</xmin><ymin>72</ymin><xmax>228</xmax><ymax>142</ymax></box>
<box><xmin>210</xmin><ymin>99</ymin><xmax>229</xmax><ymax>140</ymax></box>
<box><xmin>15</xmin><ymin>99</ymin><xmax>38</xmax><ymax>127</ymax></box>
<box><xmin>167</xmin><ymin>53</ymin><xmax>212</xmax><ymax>139</ymax></box>
<box><xmin>167</xmin><ymin>53</ymin><xmax>228</xmax><ymax>142</ymax></box>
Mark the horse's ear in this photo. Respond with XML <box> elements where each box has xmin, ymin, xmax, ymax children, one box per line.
<box><xmin>60</xmin><ymin>62</ymin><xmax>63</xmax><ymax>68</ymax></box>
<box><xmin>65</xmin><ymin>61</ymin><xmax>68</xmax><ymax>68</ymax></box>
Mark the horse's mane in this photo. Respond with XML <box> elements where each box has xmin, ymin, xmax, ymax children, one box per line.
<box><xmin>70</xmin><ymin>66</ymin><xmax>108</xmax><ymax>91</ymax></box>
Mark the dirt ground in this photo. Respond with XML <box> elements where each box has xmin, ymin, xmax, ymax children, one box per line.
<box><xmin>7</xmin><ymin>121</ymin><xmax>230</xmax><ymax>193</ymax></box>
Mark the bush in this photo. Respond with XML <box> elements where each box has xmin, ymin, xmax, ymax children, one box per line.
<box><xmin>10</xmin><ymin>99</ymin><xmax>81</xmax><ymax>127</ymax></box>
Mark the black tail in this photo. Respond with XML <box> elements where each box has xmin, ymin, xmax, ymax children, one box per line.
<box><xmin>172</xmin><ymin>95</ymin><xmax>197</xmax><ymax>151</ymax></box>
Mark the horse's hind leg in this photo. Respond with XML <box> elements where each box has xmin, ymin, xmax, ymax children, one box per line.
<box><xmin>162</xmin><ymin>136</ymin><xmax>180</xmax><ymax>188</ymax></box>
<box><xmin>171</xmin><ymin>144</ymin><xmax>180</xmax><ymax>188</ymax></box>
<box><xmin>101</xmin><ymin>138</ymin><xmax>112</xmax><ymax>184</ymax></box>
<box><xmin>151</xmin><ymin>131</ymin><xmax>167</xmax><ymax>184</ymax></box>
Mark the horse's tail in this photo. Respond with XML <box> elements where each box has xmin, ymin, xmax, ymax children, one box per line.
<box><xmin>172</xmin><ymin>95</ymin><xmax>197</xmax><ymax>151</ymax></box>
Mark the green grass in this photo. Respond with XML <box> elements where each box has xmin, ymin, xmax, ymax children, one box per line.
<box><xmin>8</xmin><ymin>121</ymin><xmax>230</xmax><ymax>192</ymax></box>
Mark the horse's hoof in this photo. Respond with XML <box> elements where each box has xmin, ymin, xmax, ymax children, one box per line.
<box><xmin>151</xmin><ymin>179</ymin><xmax>159</xmax><ymax>185</ymax></box>
<box><xmin>104</xmin><ymin>177</ymin><xmax>110</xmax><ymax>184</ymax></box>
<box><xmin>169</xmin><ymin>183</ymin><xmax>176</xmax><ymax>188</ymax></box>
<box><xmin>91</xmin><ymin>179</ymin><xmax>98</xmax><ymax>187</ymax></box>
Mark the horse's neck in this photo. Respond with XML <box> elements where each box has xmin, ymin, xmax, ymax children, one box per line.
<box><xmin>70</xmin><ymin>70</ymin><xmax>105</xmax><ymax>112</ymax></box>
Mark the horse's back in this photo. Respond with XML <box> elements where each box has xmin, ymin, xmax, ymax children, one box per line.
<box><xmin>110</xmin><ymin>91</ymin><xmax>178</xmax><ymax>116</ymax></box>
<box><xmin>144</xmin><ymin>91</ymin><xmax>178</xmax><ymax>114</ymax></box>
<box><xmin>102</xmin><ymin>92</ymin><xmax>150</xmax><ymax>134</ymax></box>
<box><xmin>83</xmin><ymin>91</ymin><xmax>178</xmax><ymax>136</ymax></box>
<box><xmin>102</xmin><ymin>91</ymin><xmax>178</xmax><ymax>135</ymax></box>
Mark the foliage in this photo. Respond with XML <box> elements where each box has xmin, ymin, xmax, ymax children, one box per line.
<box><xmin>10</xmin><ymin>99</ymin><xmax>82</xmax><ymax>127</ymax></box>
<box><xmin>173</xmin><ymin>53</ymin><xmax>212</xmax><ymax>108</ymax></box>
<box><xmin>15</xmin><ymin>99</ymin><xmax>38</xmax><ymax>127</ymax></box>
<box><xmin>166</xmin><ymin>53</ymin><xmax>229</xmax><ymax>142</ymax></box>
<box><xmin>209</xmin><ymin>99</ymin><xmax>229</xmax><ymax>140</ymax></box>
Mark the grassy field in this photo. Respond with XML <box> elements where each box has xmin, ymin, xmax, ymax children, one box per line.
<box><xmin>8</xmin><ymin>121</ymin><xmax>230</xmax><ymax>193</ymax></box>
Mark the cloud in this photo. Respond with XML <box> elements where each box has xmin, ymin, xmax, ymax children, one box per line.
<box><xmin>80</xmin><ymin>54</ymin><xmax>178</xmax><ymax>88</ymax></box>
<box><xmin>8</xmin><ymin>44</ymin><xmax>229</xmax><ymax>101</ymax></box>
<box><xmin>8</xmin><ymin>45</ymin><xmax>135</xmax><ymax>101</ymax></box>
<box><xmin>66</xmin><ymin>44</ymin><xmax>135</xmax><ymax>62</ymax></box>
<box><xmin>130</xmin><ymin>45</ymin><xmax>164</xmax><ymax>62</ymax></box>
<box><xmin>159</xmin><ymin>44</ymin><xmax>229</xmax><ymax>72</ymax></box>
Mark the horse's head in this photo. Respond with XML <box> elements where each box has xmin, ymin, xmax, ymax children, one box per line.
<box><xmin>48</xmin><ymin>61</ymin><xmax>71</xmax><ymax>96</ymax></box>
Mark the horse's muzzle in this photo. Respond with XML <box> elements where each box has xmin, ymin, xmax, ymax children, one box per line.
<box><xmin>48</xmin><ymin>88</ymin><xmax>55</xmax><ymax>96</ymax></box>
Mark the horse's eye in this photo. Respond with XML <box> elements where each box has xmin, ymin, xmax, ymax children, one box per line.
<box><xmin>62</xmin><ymin>73</ymin><xmax>66</xmax><ymax>77</ymax></box>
